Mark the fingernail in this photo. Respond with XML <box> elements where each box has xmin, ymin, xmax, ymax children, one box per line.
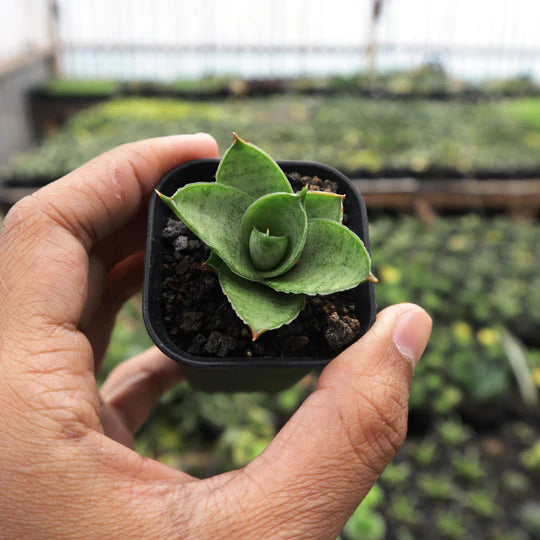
<box><xmin>392</xmin><ymin>310</ymin><xmax>431</xmax><ymax>369</ymax></box>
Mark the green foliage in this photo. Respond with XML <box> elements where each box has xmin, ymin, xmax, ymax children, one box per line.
<box><xmin>418</xmin><ymin>473</ymin><xmax>458</xmax><ymax>500</ymax></box>
<box><xmin>371</xmin><ymin>215</ymin><xmax>540</xmax><ymax>413</ymax></box>
<box><xmin>450</xmin><ymin>449</ymin><xmax>486</xmax><ymax>481</ymax></box>
<box><xmin>520</xmin><ymin>440</ymin><xmax>540</xmax><ymax>472</ymax></box>
<box><xmin>380</xmin><ymin>461</ymin><xmax>412</xmax><ymax>485</ymax></box>
<box><xmin>410</xmin><ymin>438</ymin><xmax>438</xmax><ymax>466</ymax></box>
<box><xmin>343</xmin><ymin>485</ymin><xmax>386</xmax><ymax>540</ymax></box>
<box><xmin>388</xmin><ymin>494</ymin><xmax>422</xmax><ymax>526</ymax></box>
<box><xmin>436</xmin><ymin>509</ymin><xmax>469</xmax><ymax>539</ymax></box>
<box><xmin>42</xmin><ymin>78</ymin><xmax>121</xmax><ymax>96</ymax></box>
<box><xmin>437</xmin><ymin>419</ymin><xmax>472</xmax><ymax>447</ymax></box>
<box><xmin>8</xmin><ymin>95</ymin><xmax>540</xmax><ymax>180</ymax></box>
<box><xmin>465</xmin><ymin>491</ymin><xmax>500</xmax><ymax>518</ymax></box>
<box><xmin>160</xmin><ymin>135</ymin><xmax>372</xmax><ymax>337</ymax></box>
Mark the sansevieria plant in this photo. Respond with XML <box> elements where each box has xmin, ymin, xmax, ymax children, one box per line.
<box><xmin>158</xmin><ymin>134</ymin><xmax>376</xmax><ymax>339</ymax></box>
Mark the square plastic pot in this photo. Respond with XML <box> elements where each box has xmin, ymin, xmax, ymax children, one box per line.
<box><xmin>143</xmin><ymin>159</ymin><xmax>376</xmax><ymax>392</ymax></box>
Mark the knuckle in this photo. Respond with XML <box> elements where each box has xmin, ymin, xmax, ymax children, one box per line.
<box><xmin>1</xmin><ymin>194</ymin><xmax>41</xmax><ymax>236</ymax></box>
<box><xmin>358</xmin><ymin>379</ymin><xmax>408</xmax><ymax>460</ymax></box>
<box><xmin>334</xmin><ymin>375</ymin><xmax>408</xmax><ymax>470</ymax></box>
<box><xmin>122</xmin><ymin>144</ymin><xmax>155</xmax><ymax>176</ymax></box>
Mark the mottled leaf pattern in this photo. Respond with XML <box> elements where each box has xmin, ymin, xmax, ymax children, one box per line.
<box><xmin>305</xmin><ymin>191</ymin><xmax>344</xmax><ymax>222</ymax></box>
<box><xmin>216</xmin><ymin>134</ymin><xmax>292</xmax><ymax>199</ymax></box>
<box><xmin>265</xmin><ymin>218</ymin><xmax>371</xmax><ymax>295</ymax></box>
<box><xmin>207</xmin><ymin>253</ymin><xmax>305</xmax><ymax>339</ymax></box>
<box><xmin>158</xmin><ymin>183</ymin><xmax>259</xmax><ymax>281</ymax></box>
<box><xmin>159</xmin><ymin>135</ymin><xmax>373</xmax><ymax>339</ymax></box>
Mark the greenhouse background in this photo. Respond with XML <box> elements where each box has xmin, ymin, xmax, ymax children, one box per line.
<box><xmin>1</xmin><ymin>1</ymin><xmax>539</xmax><ymax>538</ymax></box>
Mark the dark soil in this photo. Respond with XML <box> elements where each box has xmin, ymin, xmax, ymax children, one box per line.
<box><xmin>160</xmin><ymin>173</ymin><xmax>363</xmax><ymax>358</ymax></box>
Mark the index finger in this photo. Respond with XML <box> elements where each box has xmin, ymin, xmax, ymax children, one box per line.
<box><xmin>0</xmin><ymin>134</ymin><xmax>218</xmax><ymax>336</ymax></box>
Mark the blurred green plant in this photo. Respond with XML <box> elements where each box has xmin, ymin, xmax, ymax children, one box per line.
<box><xmin>437</xmin><ymin>419</ymin><xmax>472</xmax><ymax>447</ymax></box>
<box><xmin>343</xmin><ymin>485</ymin><xmax>386</xmax><ymax>540</ymax></box>
<box><xmin>8</xmin><ymin>95</ymin><xmax>540</xmax><ymax>180</ymax></box>
<box><xmin>409</xmin><ymin>438</ymin><xmax>438</xmax><ymax>466</ymax></box>
<box><xmin>418</xmin><ymin>473</ymin><xmax>458</xmax><ymax>500</ymax></box>
<box><xmin>450</xmin><ymin>448</ymin><xmax>486</xmax><ymax>481</ymax></box>
<box><xmin>380</xmin><ymin>462</ymin><xmax>412</xmax><ymax>486</ymax></box>
<box><xmin>436</xmin><ymin>509</ymin><xmax>469</xmax><ymax>539</ymax></box>
<box><xmin>388</xmin><ymin>494</ymin><xmax>422</xmax><ymax>526</ymax></box>
<box><xmin>41</xmin><ymin>78</ymin><xmax>121</xmax><ymax>96</ymax></box>
<box><xmin>372</xmin><ymin>216</ymin><xmax>540</xmax><ymax>414</ymax></box>
<box><xmin>520</xmin><ymin>440</ymin><xmax>540</xmax><ymax>472</ymax></box>
<box><xmin>465</xmin><ymin>490</ymin><xmax>500</xmax><ymax>519</ymax></box>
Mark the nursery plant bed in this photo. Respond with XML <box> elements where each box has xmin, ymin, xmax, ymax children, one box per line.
<box><xmin>143</xmin><ymin>158</ymin><xmax>376</xmax><ymax>392</ymax></box>
<box><xmin>374</xmin><ymin>419</ymin><xmax>540</xmax><ymax>540</ymax></box>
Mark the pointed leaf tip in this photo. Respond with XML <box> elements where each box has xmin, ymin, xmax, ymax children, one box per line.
<box><xmin>217</xmin><ymin>135</ymin><xmax>292</xmax><ymax>199</ymax></box>
<box><xmin>251</xmin><ymin>328</ymin><xmax>266</xmax><ymax>341</ymax></box>
<box><xmin>367</xmin><ymin>273</ymin><xmax>379</xmax><ymax>283</ymax></box>
<box><xmin>209</xmin><ymin>254</ymin><xmax>305</xmax><ymax>338</ymax></box>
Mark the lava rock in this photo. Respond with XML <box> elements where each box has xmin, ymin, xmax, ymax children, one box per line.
<box><xmin>204</xmin><ymin>331</ymin><xmax>236</xmax><ymax>357</ymax></box>
<box><xmin>325</xmin><ymin>312</ymin><xmax>357</xmax><ymax>350</ymax></box>
<box><xmin>162</xmin><ymin>218</ymin><xmax>188</xmax><ymax>240</ymax></box>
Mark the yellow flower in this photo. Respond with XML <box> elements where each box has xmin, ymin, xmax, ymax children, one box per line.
<box><xmin>449</xmin><ymin>234</ymin><xmax>468</xmax><ymax>252</ymax></box>
<box><xmin>477</xmin><ymin>328</ymin><xmax>499</xmax><ymax>347</ymax></box>
<box><xmin>380</xmin><ymin>265</ymin><xmax>402</xmax><ymax>285</ymax></box>
<box><xmin>453</xmin><ymin>321</ymin><xmax>472</xmax><ymax>341</ymax></box>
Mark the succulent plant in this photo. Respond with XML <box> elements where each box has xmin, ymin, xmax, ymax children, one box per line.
<box><xmin>158</xmin><ymin>134</ymin><xmax>375</xmax><ymax>339</ymax></box>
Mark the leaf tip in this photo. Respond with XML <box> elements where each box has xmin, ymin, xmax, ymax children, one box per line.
<box><xmin>232</xmin><ymin>131</ymin><xmax>243</xmax><ymax>144</ymax></box>
<box><xmin>367</xmin><ymin>273</ymin><xmax>379</xmax><ymax>283</ymax></box>
<box><xmin>251</xmin><ymin>327</ymin><xmax>267</xmax><ymax>341</ymax></box>
<box><xmin>155</xmin><ymin>189</ymin><xmax>167</xmax><ymax>199</ymax></box>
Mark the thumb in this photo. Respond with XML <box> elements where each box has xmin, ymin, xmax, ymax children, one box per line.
<box><xmin>230</xmin><ymin>303</ymin><xmax>431</xmax><ymax>539</ymax></box>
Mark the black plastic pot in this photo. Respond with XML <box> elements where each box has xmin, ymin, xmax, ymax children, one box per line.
<box><xmin>143</xmin><ymin>159</ymin><xmax>376</xmax><ymax>392</ymax></box>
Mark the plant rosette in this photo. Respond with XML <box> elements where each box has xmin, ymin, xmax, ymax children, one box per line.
<box><xmin>143</xmin><ymin>134</ymin><xmax>376</xmax><ymax>392</ymax></box>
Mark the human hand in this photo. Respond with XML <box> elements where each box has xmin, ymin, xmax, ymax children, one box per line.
<box><xmin>0</xmin><ymin>134</ymin><xmax>431</xmax><ymax>539</ymax></box>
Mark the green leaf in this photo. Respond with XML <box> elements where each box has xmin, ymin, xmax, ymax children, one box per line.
<box><xmin>216</xmin><ymin>133</ymin><xmax>293</xmax><ymax>199</ymax></box>
<box><xmin>265</xmin><ymin>218</ymin><xmax>371</xmax><ymax>295</ymax></box>
<box><xmin>157</xmin><ymin>183</ymin><xmax>260</xmax><ymax>281</ymax></box>
<box><xmin>241</xmin><ymin>191</ymin><xmax>308</xmax><ymax>278</ymax></box>
<box><xmin>305</xmin><ymin>191</ymin><xmax>344</xmax><ymax>222</ymax></box>
<box><xmin>248</xmin><ymin>227</ymin><xmax>288</xmax><ymax>271</ymax></box>
<box><xmin>207</xmin><ymin>253</ymin><xmax>305</xmax><ymax>339</ymax></box>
